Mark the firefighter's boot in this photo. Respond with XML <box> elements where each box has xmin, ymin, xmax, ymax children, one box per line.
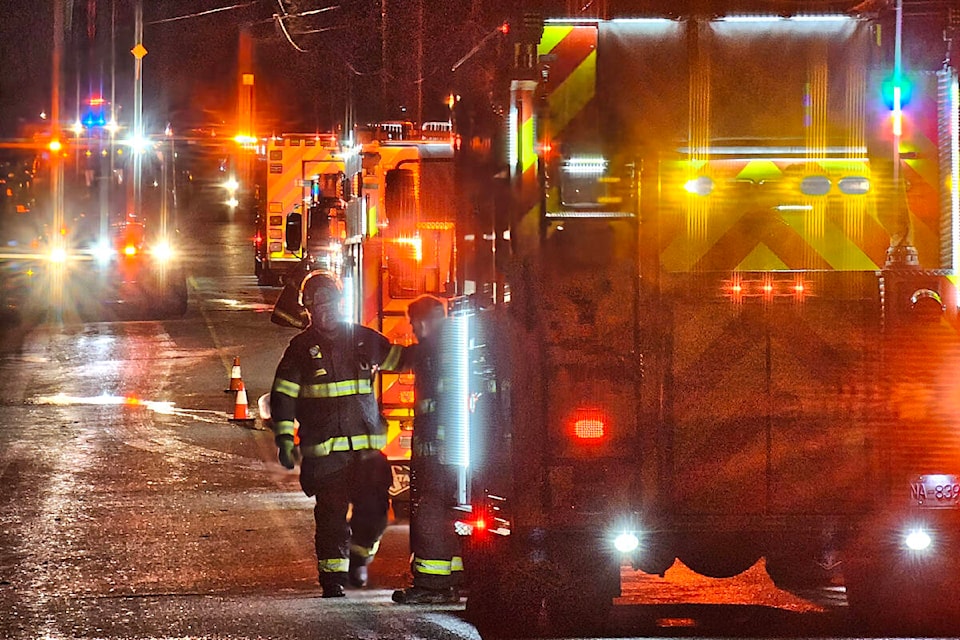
<box><xmin>391</xmin><ymin>586</ymin><xmax>459</xmax><ymax>604</ymax></box>
<box><xmin>348</xmin><ymin>555</ymin><xmax>368</xmax><ymax>588</ymax></box>
<box><xmin>320</xmin><ymin>575</ymin><xmax>346</xmax><ymax>598</ymax></box>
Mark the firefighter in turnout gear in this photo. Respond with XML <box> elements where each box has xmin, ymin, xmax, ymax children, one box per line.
<box><xmin>270</xmin><ymin>271</ymin><xmax>406</xmax><ymax>598</ymax></box>
<box><xmin>392</xmin><ymin>295</ymin><xmax>463</xmax><ymax>605</ymax></box>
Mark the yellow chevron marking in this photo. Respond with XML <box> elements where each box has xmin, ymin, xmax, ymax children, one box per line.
<box><xmin>548</xmin><ymin>49</ymin><xmax>596</xmax><ymax>136</ymax></box>
<box><xmin>521</xmin><ymin>116</ymin><xmax>536</xmax><ymax>173</ymax></box>
<box><xmin>736</xmin><ymin>243</ymin><xmax>789</xmax><ymax>270</ymax></box>
<box><xmin>539</xmin><ymin>25</ymin><xmax>573</xmax><ymax>56</ymax></box>
<box><xmin>661</xmin><ymin>206</ymin><xmax>748</xmax><ymax>272</ymax></box>
<box><xmin>735</xmin><ymin>161</ymin><xmax>782</xmax><ymax>183</ymax></box>
<box><xmin>909</xmin><ymin>210</ymin><xmax>940</xmax><ymax>269</ymax></box>
<box><xmin>779</xmin><ymin>214</ymin><xmax>878</xmax><ymax>270</ymax></box>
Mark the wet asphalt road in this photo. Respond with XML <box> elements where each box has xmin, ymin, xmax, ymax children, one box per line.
<box><xmin>0</xmin><ymin>202</ymin><xmax>913</xmax><ymax>639</ymax></box>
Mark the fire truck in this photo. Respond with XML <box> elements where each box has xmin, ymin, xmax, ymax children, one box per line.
<box><xmin>451</xmin><ymin>7</ymin><xmax>960</xmax><ymax>636</ymax></box>
<box><xmin>255</xmin><ymin>133</ymin><xmax>365</xmax><ymax>287</ymax></box>
<box><xmin>359</xmin><ymin>125</ymin><xmax>459</xmax><ymax>512</ymax></box>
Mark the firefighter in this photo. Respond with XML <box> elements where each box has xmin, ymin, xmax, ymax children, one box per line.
<box><xmin>270</xmin><ymin>271</ymin><xmax>405</xmax><ymax>598</ymax></box>
<box><xmin>392</xmin><ymin>295</ymin><xmax>463</xmax><ymax>605</ymax></box>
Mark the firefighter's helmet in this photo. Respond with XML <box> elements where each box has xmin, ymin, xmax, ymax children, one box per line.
<box><xmin>299</xmin><ymin>270</ymin><xmax>342</xmax><ymax>308</ymax></box>
<box><xmin>406</xmin><ymin>294</ymin><xmax>446</xmax><ymax>322</ymax></box>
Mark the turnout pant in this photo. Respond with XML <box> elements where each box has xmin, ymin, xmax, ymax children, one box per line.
<box><xmin>409</xmin><ymin>456</ymin><xmax>463</xmax><ymax>590</ymax></box>
<box><xmin>303</xmin><ymin>452</ymin><xmax>392</xmax><ymax>589</ymax></box>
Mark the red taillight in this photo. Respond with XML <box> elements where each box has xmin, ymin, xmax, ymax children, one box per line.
<box><xmin>570</xmin><ymin>408</ymin><xmax>607</xmax><ymax>441</ymax></box>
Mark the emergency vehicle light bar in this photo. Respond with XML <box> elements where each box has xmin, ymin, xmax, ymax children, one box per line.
<box><xmin>545</xmin><ymin>211</ymin><xmax>635</xmax><ymax>219</ymax></box>
<box><xmin>677</xmin><ymin>145</ymin><xmax>867</xmax><ymax>157</ymax></box>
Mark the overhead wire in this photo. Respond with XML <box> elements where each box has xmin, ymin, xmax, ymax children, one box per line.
<box><xmin>146</xmin><ymin>1</ymin><xmax>262</xmax><ymax>26</ymax></box>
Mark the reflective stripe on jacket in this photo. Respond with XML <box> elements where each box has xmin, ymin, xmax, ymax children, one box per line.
<box><xmin>270</xmin><ymin>323</ymin><xmax>407</xmax><ymax>472</ymax></box>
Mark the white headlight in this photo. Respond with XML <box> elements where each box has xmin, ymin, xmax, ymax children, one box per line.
<box><xmin>614</xmin><ymin>532</ymin><xmax>640</xmax><ymax>554</ymax></box>
<box><xmin>93</xmin><ymin>242</ymin><xmax>115</xmax><ymax>264</ymax></box>
<box><xmin>151</xmin><ymin>241</ymin><xmax>174</xmax><ymax>263</ymax></box>
<box><xmin>905</xmin><ymin>529</ymin><xmax>932</xmax><ymax>551</ymax></box>
<box><xmin>48</xmin><ymin>247</ymin><xmax>67</xmax><ymax>263</ymax></box>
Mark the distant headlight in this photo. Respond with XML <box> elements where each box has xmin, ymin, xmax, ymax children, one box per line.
<box><xmin>93</xmin><ymin>242</ymin><xmax>115</xmax><ymax>265</ymax></box>
<box><xmin>150</xmin><ymin>241</ymin><xmax>175</xmax><ymax>263</ymax></box>
<box><xmin>48</xmin><ymin>247</ymin><xmax>67</xmax><ymax>263</ymax></box>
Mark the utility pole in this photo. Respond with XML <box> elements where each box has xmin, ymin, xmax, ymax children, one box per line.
<box><xmin>132</xmin><ymin>0</ymin><xmax>144</xmax><ymax>221</ymax></box>
<box><xmin>381</xmin><ymin>0</ymin><xmax>388</xmax><ymax>120</ymax></box>
<box><xmin>416</xmin><ymin>0</ymin><xmax>423</xmax><ymax>125</ymax></box>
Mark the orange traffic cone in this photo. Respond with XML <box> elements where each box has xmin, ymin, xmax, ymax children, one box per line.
<box><xmin>229</xmin><ymin>381</ymin><xmax>256</xmax><ymax>423</ymax></box>
<box><xmin>224</xmin><ymin>356</ymin><xmax>243</xmax><ymax>393</ymax></box>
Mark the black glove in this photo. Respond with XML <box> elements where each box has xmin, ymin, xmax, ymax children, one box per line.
<box><xmin>277</xmin><ymin>436</ymin><xmax>297</xmax><ymax>469</ymax></box>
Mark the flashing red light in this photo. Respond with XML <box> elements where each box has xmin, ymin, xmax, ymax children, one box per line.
<box><xmin>88</xmin><ymin>96</ymin><xmax>106</xmax><ymax>106</ymax></box>
<box><xmin>253</xmin><ymin>232</ymin><xmax>263</xmax><ymax>246</ymax></box>
<box><xmin>571</xmin><ymin>408</ymin><xmax>607</xmax><ymax>440</ymax></box>
<box><xmin>474</xmin><ymin>517</ymin><xmax>488</xmax><ymax>531</ymax></box>
<box><xmin>123</xmin><ymin>244</ymin><xmax>137</xmax><ymax>257</ymax></box>
<box><xmin>500</xmin><ymin>22</ymin><xmax>510</xmax><ymax>34</ymax></box>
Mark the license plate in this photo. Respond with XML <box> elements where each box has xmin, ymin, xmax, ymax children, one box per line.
<box><xmin>910</xmin><ymin>474</ymin><xmax>960</xmax><ymax>508</ymax></box>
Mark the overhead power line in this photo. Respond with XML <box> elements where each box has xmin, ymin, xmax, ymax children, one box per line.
<box><xmin>146</xmin><ymin>1</ymin><xmax>262</xmax><ymax>26</ymax></box>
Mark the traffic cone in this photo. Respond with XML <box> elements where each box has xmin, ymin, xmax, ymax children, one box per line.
<box><xmin>229</xmin><ymin>381</ymin><xmax>256</xmax><ymax>423</ymax></box>
<box><xmin>224</xmin><ymin>356</ymin><xmax>243</xmax><ymax>393</ymax></box>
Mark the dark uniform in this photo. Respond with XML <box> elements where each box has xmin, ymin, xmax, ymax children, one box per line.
<box><xmin>271</xmin><ymin>310</ymin><xmax>405</xmax><ymax>597</ymax></box>
<box><xmin>410</xmin><ymin>329</ymin><xmax>465</xmax><ymax>589</ymax></box>
<box><xmin>393</xmin><ymin>300</ymin><xmax>463</xmax><ymax>604</ymax></box>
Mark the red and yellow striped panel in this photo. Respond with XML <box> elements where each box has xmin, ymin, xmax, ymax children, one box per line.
<box><xmin>538</xmin><ymin>24</ymin><xmax>598</xmax><ymax>143</ymax></box>
<box><xmin>659</xmin><ymin>156</ymin><xmax>888</xmax><ymax>272</ymax></box>
<box><xmin>899</xmin><ymin>74</ymin><xmax>942</xmax><ymax>270</ymax></box>
<box><xmin>266</xmin><ymin>137</ymin><xmax>344</xmax><ymax>263</ymax></box>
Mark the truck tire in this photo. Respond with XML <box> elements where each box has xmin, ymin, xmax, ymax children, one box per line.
<box><xmin>764</xmin><ymin>546</ymin><xmax>839</xmax><ymax>592</ymax></box>
<box><xmin>678</xmin><ymin>535</ymin><xmax>762</xmax><ymax>578</ymax></box>
<box><xmin>634</xmin><ymin>535</ymin><xmax>676</xmax><ymax>576</ymax></box>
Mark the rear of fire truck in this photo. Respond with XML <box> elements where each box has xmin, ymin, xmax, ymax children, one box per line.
<box><xmin>257</xmin><ymin>134</ymin><xmax>363</xmax><ymax>287</ymax></box>
<box><xmin>460</xmin><ymin>9</ymin><xmax>960</xmax><ymax>636</ymax></box>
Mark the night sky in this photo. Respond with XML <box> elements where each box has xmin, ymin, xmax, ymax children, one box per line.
<box><xmin>0</xmin><ymin>0</ymin><xmax>948</xmax><ymax>138</ymax></box>
<box><xmin>0</xmin><ymin>0</ymin><xmax>518</xmax><ymax>138</ymax></box>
